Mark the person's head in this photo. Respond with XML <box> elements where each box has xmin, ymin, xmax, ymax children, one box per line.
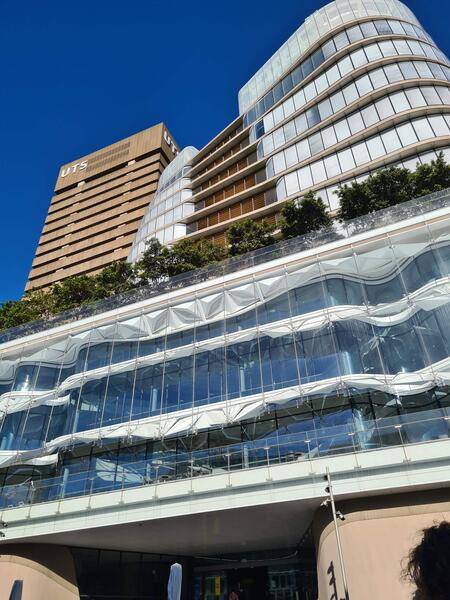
<box><xmin>405</xmin><ymin>521</ymin><xmax>450</xmax><ymax>599</ymax></box>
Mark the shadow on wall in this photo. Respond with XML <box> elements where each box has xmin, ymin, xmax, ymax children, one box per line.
<box><xmin>9</xmin><ymin>580</ymin><xmax>23</xmax><ymax>600</ymax></box>
<box><xmin>327</xmin><ymin>562</ymin><xmax>345</xmax><ymax>600</ymax></box>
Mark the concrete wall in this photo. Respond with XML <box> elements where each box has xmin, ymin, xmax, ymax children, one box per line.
<box><xmin>313</xmin><ymin>489</ymin><xmax>450</xmax><ymax>600</ymax></box>
<box><xmin>0</xmin><ymin>544</ymin><xmax>79</xmax><ymax>600</ymax></box>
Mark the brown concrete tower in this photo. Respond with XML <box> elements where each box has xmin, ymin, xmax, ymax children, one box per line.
<box><xmin>25</xmin><ymin>123</ymin><xmax>178</xmax><ymax>291</ymax></box>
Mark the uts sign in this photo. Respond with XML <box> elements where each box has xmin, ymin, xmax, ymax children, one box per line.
<box><xmin>60</xmin><ymin>160</ymin><xmax>88</xmax><ymax>178</ymax></box>
<box><xmin>164</xmin><ymin>130</ymin><xmax>179</xmax><ymax>155</ymax></box>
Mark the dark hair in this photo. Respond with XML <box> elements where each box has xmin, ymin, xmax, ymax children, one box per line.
<box><xmin>405</xmin><ymin>521</ymin><xmax>450</xmax><ymax>599</ymax></box>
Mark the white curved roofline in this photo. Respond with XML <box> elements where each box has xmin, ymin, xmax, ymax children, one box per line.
<box><xmin>238</xmin><ymin>0</ymin><xmax>420</xmax><ymax>115</ymax></box>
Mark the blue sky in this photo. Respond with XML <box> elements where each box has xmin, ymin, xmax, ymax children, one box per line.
<box><xmin>0</xmin><ymin>0</ymin><xmax>448</xmax><ymax>302</ymax></box>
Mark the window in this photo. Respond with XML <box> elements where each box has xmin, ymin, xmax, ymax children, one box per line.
<box><xmin>293</xmin><ymin>89</ymin><xmax>306</xmax><ymax>111</ymax></box>
<box><xmin>399</xmin><ymin>62</ymin><xmax>418</xmax><ymax>80</ymax></box>
<box><xmin>397</xmin><ymin>122</ymin><xmax>418</xmax><ymax>146</ymax></box>
<box><xmin>285</xmin><ymin>145</ymin><xmax>299</xmax><ymax>167</ymax></box>
<box><xmin>412</xmin><ymin>118</ymin><xmax>434</xmax><ymax>140</ymax></box>
<box><xmin>355</xmin><ymin>75</ymin><xmax>373</xmax><ymax>96</ymax></box>
<box><xmin>393</xmin><ymin>40</ymin><xmax>411</xmax><ymax>55</ymax></box>
<box><xmin>309</xmin><ymin>132</ymin><xmax>324</xmax><ymax>155</ymax></box>
<box><xmin>348</xmin><ymin>112</ymin><xmax>365</xmax><ymax>134</ymax></box>
<box><xmin>324</xmin><ymin>154</ymin><xmax>341</xmax><ymax>178</ymax></box>
<box><xmin>321</xmin><ymin>125</ymin><xmax>338</xmax><ymax>148</ymax></box>
<box><xmin>384</xmin><ymin>63</ymin><xmax>403</xmax><ymax>83</ymax></box>
<box><xmin>326</xmin><ymin>65</ymin><xmax>341</xmax><ymax>86</ymax></box>
<box><xmin>366</xmin><ymin>136</ymin><xmax>386</xmax><ymax>160</ymax></box>
<box><xmin>361</xmin><ymin>104</ymin><xmax>379</xmax><ymax>127</ymax></box>
<box><xmin>318</xmin><ymin>98</ymin><xmax>333</xmax><ymax>120</ymax></box>
<box><xmin>304</xmin><ymin>82</ymin><xmax>317</xmax><ymax>102</ymax></box>
<box><xmin>405</xmin><ymin>88</ymin><xmax>426</xmax><ymax>108</ymax></box>
<box><xmin>343</xmin><ymin>83</ymin><xmax>358</xmax><ymax>105</ymax></box>
<box><xmin>311</xmin><ymin>160</ymin><xmax>327</xmax><ymax>184</ymax></box>
<box><xmin>337</xmin><ymin>56</ymin><xmax>353</xmax><ymax>77</ymax></box>
<box><xmin>360</xmin><ymin>22</ymin><xmax>377</xmax><ymax>37</ymax></box>
<box><xmin>379</xmin><ymin>40</ymin><xmax>397</xmax><ymax>57</ymax></box>
<box><xmin>297</xmin><ymin>165</ymin><xmax>313</xmax><ymax>190</ymax></box>
<box><xmin>337</xmin><ymin>148</ymin><xmax>356</xmax><ymax>171</ymax></box>
<box><xmin>352</xmin><ymin>141</ymin><xmax>371</xmax><ymax>166</ymax></box>
<box><xmin>284</xmin><ymin>119</ymin><xmax>297</xmax><ymax>142</ymax></box>
<box><xmin>273</xmin><ymin>152</ymin><xmax>287</xmax><ymax>174</ymax></box>
<box><xmin>330</xmin><ymin>90</ymin><xmax>346</xmax><ymax>112</ymax></box>
<box><xmin>381</xmin><ymin>129</ymin><xmax>402</xmax><ymax>153</ymax></box>
<box><xmin>414</xmin><ymin>61</ymin><xmax>433</xmax><ymax>78</ymax></box>
<box><xmin>390</xmin><ymin>91</ymin><xmax>410</xmax><ymax>113</ymax></box>
<box><xmin>306</xmin><ymin>106</ymin><xmax>321</xmax><ymax>128</ymax></box>
<box><xmin>375</xmin><ymin>97</ymin><xmax>395</xmax><ymax>119</ymax></box>
<box><xmin>370</xmin><ymin>68</ymin><xmax>389</xmax><ymax>89</ymax></box>
<box><xmin>334</xmin><ymin>31</ymin><xmax>349</xmax><ymax>51</ymax></box>
<box><xmin>334</xmin><ymin>119</ymin><xmax>351</xmax><ymax>141</ymax></box>
<box><xmin>284</xmin><ymin>171</ymin><xmax>300</xmax><ymax>196</ymax></box>
<box><xmin>322</xmin><ymin>39</ymin><xmax>336</xmax><ymax>59</ymax></box>
<box><xmin>315</xmin><ymin>73</ymin><xmax>328</xmax><ymax>95</ymax></box>
<box><xmin>347</xmin><ymin>25</ymin><xmax>363</xmax><ymax>43</ymax></box>
<box><xmin>296</xmin><ymin>139</ymin><xmax>311</xmax><ymax>161</ymax></box>
<box><xmin>428</xmin><ymin>115</ymin><xmax>449</xmax><ymax>137</ymax></box>
<box><xmin>273</xmin><ymin>128</ymin><xmax>285</xmax><ymax>149</ymax></box>
<box><xmin>421</xmin><ymin>86</ymin><xmax>441</xmax><ymax>105</ymax></box>
<box><xmin>364</xmin><ymin>44</ymin><xmax>382</xmax><ymax>62</ymax></box>
<box><xmin>351</xmin><ymin>48</ymin><xmax>368</xmax><ymax>68</ymax></box>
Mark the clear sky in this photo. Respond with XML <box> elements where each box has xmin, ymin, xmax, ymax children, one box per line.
<box><xmin>0</xmin><ymin>0</ymin><xmax>448</xmax><ymax>302</ymax></box>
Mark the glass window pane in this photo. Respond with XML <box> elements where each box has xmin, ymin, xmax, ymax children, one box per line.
<box><xmin>293</xmin><ymin>89</ymin><xmax>306</xmax><ymax>111</ymax></box>
<box><xmin>384</xmin><ymin>63</ymin><xmax>403</xmax><ymax>83</ymax></box>
<box><xmin>397</xmin><ymin>122</ymin><xmax>418</xmax><ymax>146</ymax></box>
<box><xmin>326</xmin><ymin>65</ymin><xmax>341</xmax><ymax>86</ymax></box>
<box><xmin>330</xmin><ymin>90</ymin><xmax>346</xmax><ymax>112</ymax></box>
<box><xmin>306</xmin><ymin>106</ymin><xmax>321</xmax><ymax>128</ymax></box>
<box><xmin>347</xmin><ymin>25</ymin><xmax>363</xmax><ymax>43</ymax></box>
<box><xmin>322</xmin><ymin>39</ymin><xmax>336</xmax><ymax>59</ymax></box>
<box><xmin>337</xmin><ymin>148</ymin><xmax>356</xmax><ymax>171</ymax></box>
<box><xmin>412</xmin><ymin>117</ymin><xmax>434</xmax><ymax>140</ymax></box>
<box><xmin>294</xmin><ymin>113</ymin><xmax>308</xmax><ymax>135</ymax></box>
<box><xmin>304</xmin><ymin>82</ymin><xmax>317</xmax><ymax>102</ymax></box>
<box><xmin>284</xmin><ymin>119</ymin><xmax>297</xmax><ymax>142</ymax></box>
<box><xmin>428</xmin><ymin>115</ymin><xmax>450</xmax><ymax>137</ymax></box>
<box><xmin>351</xmin><ymin>48</ymin><xmax>368</xmax><ymax>68</ymax></box>
<box><xmin>355</xmin><ymin>74</ymin><xmax>373</xmax><ymax>96</ymax></box>
<box><xmin>334</xmin><ymin>119</ymin><xmax>351</xmax><ymax>141</ymax></box>
<box><xmin>366</xmin><ymin>135</ymin><xmax>386</xmax><ymax>160</ymax></box>
<box><xmin>390</xmin><ymin>91</ymin><xmax>410</xmax><ymax>113</ymax></box>
<box><xmin>414</xmin><ymin>61</ymin><xmax>433</xmax><ymax>78</ymax></box>
<box><xmin>309</xmin><ymin>132</ymin><xmax>324</xmax><ymax>155</ymax></box>
<box><xmin>273</xmin><ymin>127</ymin><xmax>286</xmax><ymax>149</ymax></box>
<box><xmin>273</xmin><ymin>151</ymin><xmax>287</xmax><ymax>173</ymax></box>
<box><xmin>421</xmin><ymin>86</ymin><xmax>441</xmax><ymax>105</ymax></box>
<box><xmin>374</xmin><ymin>20</ymin><xmax>392</xmax><ymax>35</ymax></box>
<box><xmin>399</xmin><ymin>62</ymin><xmax>418</xmax><ymax>80</ymax></box>
<box><xmin>343</xmin><ymin>83</ymin><xmax>358</xmax><ymax>105</ymax></box>
<box><xmin>338</xmin><ymin>56</ymin><xmax>353</xmax><ymax>76</ymax></box>
<box><xmin>375</xmin><ymin>97</ymin><xmax>395</xmax><ymax>119</ymax></box>
<box><xmin>285</xmin><ymin>145</ymin><xmax>299</xmax><ymax>167</ymax></box>
<box><xmin>379</xmin><ymin>40</ymin><xmax>397</xmax><ymax>57</ymax></box>
<box><xmin>334</xmin><ymin>31</ymin><xmax>349</xmax><ymax>51</ymax></box>
<box><xmin>324</xmin><ymin>154</ymin><xmax>341</xmax><ymax>178</ymax></box>
<box><xmin>347</xmin><ymin>112</ymin><xmax>365</xmax><ymax>134</ymax></box>
<box><xmin>364</xmin><ymin>44</ymin><xmax>382</xmax><ymax>62</ymax></box>
<box><xmin>321</xmin><ymin>124</ymin><xmax>338</xmax><ymax>148</ymax></box>
<box><xmin>352</xmin><ymin>141</ymin><xmax>371</xmax><ymax>166</ymax></box>
<box><xmin>360</xmin><ymin>22</ymin><xmax>377</xmax><ymax>37</ymax></box>
<box><xmin>381</xmin><ymin>129</ymin><xmax>402</xmax><ymax>153</ymax></box>
<box><xmin>284</xmin><ymin>171</ymin><xmax>300</xmax><ymax>195</ymax></box>
<box><xmin>311</xmin><ymin>160</ymin><xmax>327</xmax><ymax>184</ymax></box>
<box><xmin>393</xmin><ymin>40</ymin><xmax>411</xmax><ymax>55</ymax></box>
<box><xmin>297</xmin><ymin>165</ymin><xmax>313</xmax><ymax>190</ymax></box>
<box><xmin>318</xmin><ymin>98</ymin><xmax>333</xmax><ymax>120</ymax></box>
<box><xmin>370</xmin><ymin>68</ymin><xmax>389</xmax><ymax>89</ymax></box>
<box><xmin>315</xmin><ymin>73</ymin><xmax>328</xmax><ymax>95</ymax></box>
<box><xmin>436</xmin><ymin>86</ymin><xmax>450</xmax><ymax>104</ymax></box>
<box><xmin>296</xmin><ymin>139</ymin><xmax>311</xmax><ymax>161</ymax></box>
<box><xmin>405</xmin><ymin>88</ymin><xmax>426</xmax><ymax>108</ymax></box>
<box><xmin>361</xmin><ymin>104</ymin><xmax>379</xmax><ymax>127</ymax></box>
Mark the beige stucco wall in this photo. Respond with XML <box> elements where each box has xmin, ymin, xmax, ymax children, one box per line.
<box><xmin>314</xmin><ymin>489</ymin><xmax>450</xmax><ymax>600</ymax></box>
<box><xmin>0</xmin><ymin>544</ymin><xmax>79</xmax><ymax>600</ymax></box>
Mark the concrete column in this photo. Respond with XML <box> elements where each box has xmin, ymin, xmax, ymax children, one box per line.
<box><xmin>0</xmin><ymin>544</ymin><xmax>79</xmax><ymax>600</ymax></box>
<box><xmin>313</xmin><ymin>489</ymin><xmax>450</xmax><ymax>600</ymax></box>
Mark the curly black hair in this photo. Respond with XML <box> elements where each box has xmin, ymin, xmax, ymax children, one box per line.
<box><xmin>404</xmin><ymin>521</ymin><xmax>450</xmax><ymax>600</ymax></box>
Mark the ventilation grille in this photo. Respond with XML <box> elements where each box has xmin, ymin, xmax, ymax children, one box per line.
<box><xmin>86</xmin><ymin>142</ymin><xmax>131</xmax><ymax>172</ymax></box>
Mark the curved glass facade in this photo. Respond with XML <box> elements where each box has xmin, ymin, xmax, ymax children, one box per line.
<box><xmin>129</xmin><ymin>146</ymin><xmax>198</xmax><ymax>261</ymax></box>
<box><xmin>238</xmin><ymin>0</ymin><xmax>420</xmax><ymax>115</ymax></box>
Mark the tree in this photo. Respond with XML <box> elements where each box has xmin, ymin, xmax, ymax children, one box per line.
<box><xmin>280</xmin><ymin>191</ymin><xmax>333</xmax><ymax>239</ymax></box>
<box><xmin>337</xmin><ymin>166</ymin><xmax>414</xmax><ymax>221</ymax></box>
<box><xmin>133</xmin><ymin>238</ymin><xmax>173</xmax><ymax>285</ymax></box>
<box><xmin>52</xmin><ymin>275</ymin><xmax>97</xmax><ymax>311</ymax></box>
<box><xmin>0</xmin><ymin>290</ymin><xmax>55</xmax><ymax>331</ymax></box>
<box><xmin>169</xmin><ymin>238</ymin><xmax>228</xmax><ymax>276</ymax></box>
<box><xmin>412</xmin><ymin>152</ymin><xmax>450</xmax><ymax>197</ymax></box>
<box><xmin>226</xmin><ymin>219</ymin><xmax>275</xmax><ymax>256</ymax></box>
<box><xmin>94</xmin><ymin>261</ymin><xmax>135</xmax><ymax>297</ymax></box>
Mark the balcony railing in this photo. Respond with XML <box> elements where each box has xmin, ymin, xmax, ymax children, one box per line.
<box><xmin>1</xmin><ymin>187</ymin><xmax>449</xmax><ymax>345</ymax></box>
<box><xmin>1</xmin><ymin>407</ymin><xmax>449</xmax><ymax>510</ymax></box>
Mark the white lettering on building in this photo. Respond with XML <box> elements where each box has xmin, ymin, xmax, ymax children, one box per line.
<box><xmin>164</xmin><ymin>130</ymin><xmax>179</xmax><ymax>155</ymax></box>
<box><xmin>60</xmin><ymin>160</ymin><xmax>88</xmax><ymax>178</ymax></box>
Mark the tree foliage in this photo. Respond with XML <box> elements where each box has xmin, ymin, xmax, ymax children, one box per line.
<box><xmin>1</xmin><ymin>155</ymin><xmax>449</xmax><ymax>332</ymax></box>
<box><xmin>280</xmin><ymin>191</ymin><xmax>333</xmax><ymax>239</ymax></box>
<box><xmin>226</xmin><ymin>219</ymin><xmax>275</xmax><ymax>256</ymax></box>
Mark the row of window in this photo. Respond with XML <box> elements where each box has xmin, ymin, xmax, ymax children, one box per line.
<box><xmin>256</xmin><ymin>60</ymin><xmax>450</xmax><ymax>154</ymax></box>
<box><xmin>312</xmin><ymin>146</ymin><xmax>450</xmax><ymax>211</ymax></box>
<box><xmin>265</xmin><ymin>85</ymin><xmax>450</xmax><ymax>176</ymax></box>
<box><xmin>274</xmin><ymin>115</ymin><xmax>450</xmax><ymax>200</ymax></box>
<box><xmin>251</xmin><ymin>38</ymin><xmax>449</xmax><ymax>145</ymax></box>
<box><xmin>2</xmin><ymin>303</ymin><xmax>450</xmax><ymax>450</ymax></box>
<box><xmin>4</xmin><ymin>239</ymin><xmax>449</xmax><ymax>396</ymax></box>
<box><xmin>243</xmin><ymin>17</ymin><xmax>435</xmax><ymax>126</ymax></box>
